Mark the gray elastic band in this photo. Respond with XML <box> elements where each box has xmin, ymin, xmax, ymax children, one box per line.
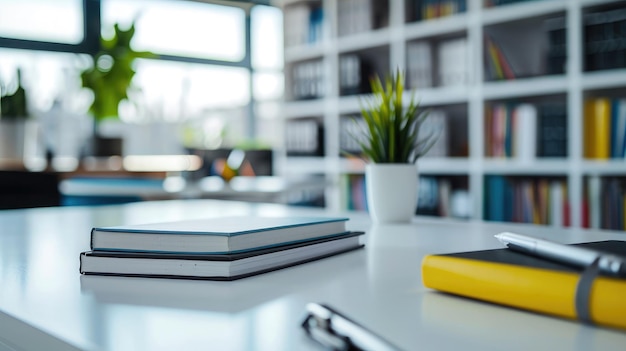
<box><xmin>575</xmin><ymin>257</ymin><xmax>601</xmax><ymax>324</ymax></box>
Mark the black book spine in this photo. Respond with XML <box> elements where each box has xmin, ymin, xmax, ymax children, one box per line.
<box><xmin>537</xmin><ymin>104</ymin><xmax>568</xmax><ymax>158</ymax></box>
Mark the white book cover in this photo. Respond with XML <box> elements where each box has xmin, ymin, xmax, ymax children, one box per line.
<box><xmin>550</xmin><ymin>181</ymin><xmax>564</xmax><ymax>227</ymax></box>
<box><xmin>337</xmin><ymin>0</ymin><xmax>349</xmax><ymax>36</ymax></box>
<box><xmin>355</xmin><ymin>0</ymin><xmax>372</xmax><ymax>33</ymax></box>
<box><xmin>91</xmin><ymin>216</ymin><xmax>349</xmax><ymax>254</ymax></box>
<box><xmin>438</xmin><ymin>178</ymin><xmax>452</xmax><ymax>217</ymax></box>
<box><xmin>284</xmin><ymin>4</ymin><xmax>310</xmax><ymax>47</ymax></box>
<box><xmin>587</xmin><ymin>176</ymin><xmax>601</xmax><ymax>229</ymax></box>
<box><xmin>617</xmin><ymin>99</ymin><xmax>626</xmax><ymax>158</ymax></box>
<box><xmin>515</xmin><ymin>103</ymin><xmax>537</xmax><ymax>162</ymax></box>
<box><xmin>438</xmin><ymin>38</ymin><xmax>468</xmax><ymax>87</ymax></box>
<box><xmin>407</xmin><ymin>41</ymin><xmax>433</xmax><ymax>89</ymax></box>
<box><xmin>420</xmin><ymin>110</ymin><xmax>448</xmax><ymax>158</ymax></box>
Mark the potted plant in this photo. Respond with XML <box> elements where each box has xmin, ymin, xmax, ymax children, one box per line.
<box><xmin>81</xmin><ymin>22</ymin><xmax>153</xmax><ymax>156</ymax></box>
<box><xmin>349</xmin><ymin>70</ymin><xmax>438</xmax><ymax>222</ymax></box>
<box><xmin>0</xmin><ymin>68</ymin><xmax>43</xmax><ymax>166</ymax></box>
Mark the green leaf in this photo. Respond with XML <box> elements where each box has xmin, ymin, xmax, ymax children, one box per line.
<box><xmin>346</xmin><ymin>70</ymin><xmax>439</xmax><ymax>163</ymax></box>
<box><xmin>81</xmin><ymin>20</ymin><xmax>155</xmax><ymax>122</ymax></box>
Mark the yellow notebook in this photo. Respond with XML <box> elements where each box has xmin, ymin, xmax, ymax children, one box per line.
<box><xmin>422</xmin><ymin>240</ymin><xmax>626</xmax><ymax>331</ymax></box>
<box><xmin>584</xmin><ymin>98</ymin><xmax>611</xmax><ymax>159</ymax></box>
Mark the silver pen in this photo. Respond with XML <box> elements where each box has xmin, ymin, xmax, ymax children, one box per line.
<box><xmin>494</xmin><ymin>232</ymin><xmax>626</xmax><ymax>278</ymax></box>
<box><xmin>302</xmin><ymin>303</ymin><xmax>401</xmax><ymax>351</ymax></box>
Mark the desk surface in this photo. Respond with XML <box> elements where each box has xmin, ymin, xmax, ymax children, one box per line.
<box><xmin>1</xmin><ymin>200</ymin><xmax>625</xmax><ymax>351</ymax></box>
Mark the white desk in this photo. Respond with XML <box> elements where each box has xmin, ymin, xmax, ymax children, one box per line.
<box><xmin>0</xmin><ymin>200</ymin><xmax>625</xmax><ymax>351</ymax></box>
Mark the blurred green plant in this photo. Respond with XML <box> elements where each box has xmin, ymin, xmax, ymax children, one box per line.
<box><xmin>0</xmin><ymin>68</ymin><xmax>28</xmax><ymax>118</ymax></box>
<box><xmin>81</xmin><ymin>22</ymin><xmax>154</xmax><ymax>123</ymax></box>
<box><xmin>349</xmin><ymin>70</ymin><xmax>438</xmax><ymax>163</ymax></box>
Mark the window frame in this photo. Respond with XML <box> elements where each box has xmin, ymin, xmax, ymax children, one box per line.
<box><xmin>0</xmin><ymin>0</ymin><xmax>273</xmax><ymax>138</ymax></box>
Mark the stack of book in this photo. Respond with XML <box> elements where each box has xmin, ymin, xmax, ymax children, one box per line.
<box><xmin>484</xmin><ymin>175</ymin><xmax>569</xmax><ymax>226</ymax></box>
<box><xmin>291</xmin><ymin>60</ymin><xmax>325</xmax><ymax>100</ymax></box>
<box><xmin>485</xmin><ymin>102</ymin><xmax>566</xmax><ymax>159</ymax></box>
<box><xmin>285</xmin><ymin>117</ymin><xmax>325</xmax><ymax>157</ymax></box>
<box><xmin>80</xmin><ymin>216</ymin><xmax>364</xmax><ymax>280</ymax></box>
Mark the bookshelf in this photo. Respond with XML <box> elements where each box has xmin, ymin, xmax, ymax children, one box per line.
<box><xmin>276</xmin><ymin>0</ymin><xmax>626</xmax><ymax>230</ymax></box>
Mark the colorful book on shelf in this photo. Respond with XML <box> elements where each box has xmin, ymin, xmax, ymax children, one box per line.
<box><xmin>485</xmin><ymin>176</ymin><xmax>568</xmax><ymax>226</ymax></box>
<box><xmin>90</xmin><ymin>216</ymin><xmax>349</xmax><ymax>254</ymax></box>
<box><xmin>80</xmin><ymin>231</ymin><xmax>364</xmax><ymax>281</ymax></box>
<box><xmin>484</xmin><ymin>35</ymin><xmax>515</xmax><ymax>80</ymax></box>
<box><xmin>610</xmin><ymin>98</ymin><xmax>626</xmax><ymax>158</ymax></box>
<box><xmin>422</xmin><ymin>240</ymin><xmax>626</xmax><ymax>331</ymax></box>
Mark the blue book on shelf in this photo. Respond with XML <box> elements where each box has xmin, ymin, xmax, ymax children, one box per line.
<box><xmin>610</xmin><ymin>98</ymin><xmax>621</xmax><ymax>158</ymax></box>
<box><xmin>309</xmin><ymin>7</ymin><xmax>323</xmax><ymax>44</ymax></box>
<box><xmin>504</xmin><ymin>103</ymin><xmax>513</xmax><ymax>157</ymax></box>
<box><xmin>486</xmin><ymin>175</ymin><xmax>507</xmax><ymax>222</ymax></box>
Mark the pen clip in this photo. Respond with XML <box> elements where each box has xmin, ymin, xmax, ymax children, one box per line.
<box><xmin>302</xmin><ymin>304</ymin><xmax>353</xmax><ymax>350</ymax></box>
<box><xmin>302</xmin><ymin>303</ymin><xmax>401</xmax><ymax>351</ymax></box>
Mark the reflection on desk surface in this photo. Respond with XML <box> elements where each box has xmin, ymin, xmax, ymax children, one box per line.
<box><xmin>79</xmin><ymin>248</ymin><xmax>364</xmax><ymax>313</ymax></box>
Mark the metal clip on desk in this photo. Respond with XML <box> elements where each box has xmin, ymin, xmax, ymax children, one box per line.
<box><xmin>302</xmin><ymin>303</ymin><xmax>401</xmax><ymax>351</ymax></box>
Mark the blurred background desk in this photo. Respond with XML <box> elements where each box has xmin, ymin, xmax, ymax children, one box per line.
<box><xmin>1</xmin><ymin>151</ymin><xmax>327</xmax><ymax>208</ymax></box>
<box><xmin>59</xmin><ymin>175</ymin><xmax>329</xmax><ymax>206</ymax></box>
<box><xmin>1</xmin><ymin>200</ymin><xmax>625</xmax><ymax>350</ymax></box>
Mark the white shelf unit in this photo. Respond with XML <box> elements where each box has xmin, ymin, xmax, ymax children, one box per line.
<box><xmin>277</xmin><ymin>0</ymin><xmax>626</xmax><ymax>229</ymax></box>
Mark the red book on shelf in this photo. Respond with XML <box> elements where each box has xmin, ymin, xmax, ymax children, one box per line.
<box><xmin>563</xmin><ymin>186</ymin><xmax>571</xmax><ymax>228</ymax></box>
<box><xmin>581</xmin><ymin>198</ymin><xmax>589</xmax><ymax>228</ymax></box>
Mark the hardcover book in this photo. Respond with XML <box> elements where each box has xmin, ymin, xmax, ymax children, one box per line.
<box><xmin>422</xmin><ymin>240</ymin><xmax>626</xmax><ymax>331</ymax></box>
<box><xmin>90</xmin><ymin>216</ymin><xmax>349</xmax><ymax>254</ymax></box>
<box><xmin>81</xmin><ymin>232</ymin><xmax>364</xmax><ymax>281</ymax></box>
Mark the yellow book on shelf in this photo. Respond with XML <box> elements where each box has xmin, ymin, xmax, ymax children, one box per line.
<box><xmin>422</xmin><ymin>241</ymin><xmax>626</xmax><ymax>331</ymax></box>
<box><xmin>584</xmin><ymin>98</ymin><xmax>611</xmax><ymax>159</ymax></box>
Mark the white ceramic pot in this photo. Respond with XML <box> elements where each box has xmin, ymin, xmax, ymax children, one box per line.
<box><xmin>365</xmin><ymin>163</ymin><xmax>418</xmax><ymax>223</ymax></box>
<box><xmin>0</xmin><ymin>119</ymin><xmax>45</xmax><ymax>169</ymax></box>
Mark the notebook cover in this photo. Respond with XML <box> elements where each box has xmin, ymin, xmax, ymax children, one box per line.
<box><xmin>422</xmin><ymin>240</ymin><xmax>626</xmax><ymax>331</ymax></box>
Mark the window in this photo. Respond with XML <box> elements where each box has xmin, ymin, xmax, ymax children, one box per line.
<box><xmin>102</xmin><ymin>0</ymin><xmax>245</xmax><ymax>62</ymax></box>
<box><xmin>0</xmin><ymin>0</ymin><xmax>83</xmax><ymax>44</ymax></box>
<box><xmin>251</xmin><ymin>5</ymin><xmax>284</xmax><ymax>147</ymax></box>
<box><xmin>252</xmin><ymin>5</ymin><xmax>283</xmax><ymax>70</ymax></box>
<box><xmin>121</xmin><ymin>59</ymin><xmax>250</xmax><ymax>122</ymax></box>
<box><xmin>0</xmin><ymin>48</ymin><xmax>89</xmax><ymax>112</ymax></box>
<box><xmin>0</xmin><ymin>0</ymin><xmax>285</xmax><ymax>150</ymax></box>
